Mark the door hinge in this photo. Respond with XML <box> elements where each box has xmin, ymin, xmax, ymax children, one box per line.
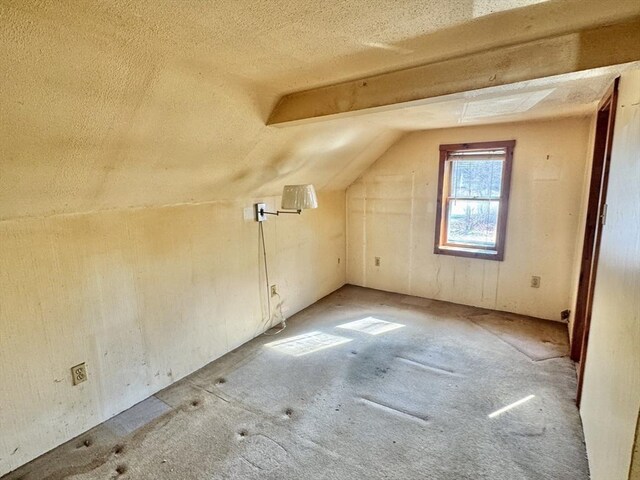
<box><xmin>600</xmin><ymin>204</ymin><xmax>608</xmax><ymax>226</ymax></box>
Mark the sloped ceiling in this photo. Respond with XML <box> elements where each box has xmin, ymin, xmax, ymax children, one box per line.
<box><xmin>0</xmin><ymin>0</ymin><xmax>624</xmax><ymax>220</ymax></box>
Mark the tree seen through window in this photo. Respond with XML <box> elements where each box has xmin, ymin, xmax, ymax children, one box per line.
<box><xmin>434</xmin><ymin>141</ymin><xmax>514</xmax><ymax>261</ymax></box>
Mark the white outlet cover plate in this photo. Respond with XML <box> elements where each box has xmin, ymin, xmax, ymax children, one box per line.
<box><xmin>71</xmin><ymin>363</ymin><xmax>87</xmax><ymax>385</ymax></box>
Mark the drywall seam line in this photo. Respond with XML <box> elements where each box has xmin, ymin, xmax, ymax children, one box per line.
<box><xmin>362</xmin><ymin>182</ymin><xmax>367</xmax><ymax>285</ymax></box>
<box><xmin>0</xmin><ymin>190</ymin><xmax>347</xmax><ymax>225</ymax></box>
<box><xmin>345</xmin><ymin>189</ymin><xmax>350</xmax><ymax>281</ymax></box>
<box><xmin>494</xmin><ymin>264</ymin><xmax>501</xmax><ymax>310</ymax></box>
<box><xmin>408</xmin><ymin>171</ymin><xmax>415</xmax><ymax>295</ymax></box>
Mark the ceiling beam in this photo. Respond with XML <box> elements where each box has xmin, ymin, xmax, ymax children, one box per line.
<box><xmin>268</xmin><ymin>16</ymin><xmax>640</xmax><ymax>126</ymax></box>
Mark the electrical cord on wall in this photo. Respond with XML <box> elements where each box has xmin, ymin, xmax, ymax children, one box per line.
<box><xmin>258</xmin><ymin>221</ymin><xmax>287</xmax><ymax>335</ymax></box>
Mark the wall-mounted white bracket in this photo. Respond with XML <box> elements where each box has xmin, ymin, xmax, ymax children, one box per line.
<box><xmin>255</xmin><ymin>203</ymin><xmax>267</xmax><ymax>222</ymax></box>
<box><xmin>255</xmin><ymin>203</ymin><xmax>301</xmax><ymax>222</ymax></box>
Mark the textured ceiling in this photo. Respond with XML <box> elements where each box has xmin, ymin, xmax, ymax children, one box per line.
<box><xmin>0</xmin><ymin>0</ymin><xmax>629</xmax><ymax>220</ymax></box>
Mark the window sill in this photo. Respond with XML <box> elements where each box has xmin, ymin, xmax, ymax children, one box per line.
<box><xmin>434</xmin><ymin>245</ymin><xmax>503</xmax><ymax>261</ymax></box>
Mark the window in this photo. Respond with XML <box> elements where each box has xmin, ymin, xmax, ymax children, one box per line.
<box><xmin>434</xmin><ymin>141</ymin><xmax>514</xmax><ymax>261</ymax></box>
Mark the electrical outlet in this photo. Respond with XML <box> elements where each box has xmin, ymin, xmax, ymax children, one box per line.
<box><xmin>375</xmin><ymin>257</ymin><xmax>381</xmax><ymax>267</ymax></box>
<box><xmin>270</xmin><ymin>285</ymin><xmax>278</xmax><ymax>297</ymax></box>
<box><xmin>71</xmin><ymin>363</ymin><xmax>87</xmax><ymax>386</ymax></box>
<box><xmin>531</xmin><ymin>276</ymin><xmax>541</xmax><ymax>288</ymax></box>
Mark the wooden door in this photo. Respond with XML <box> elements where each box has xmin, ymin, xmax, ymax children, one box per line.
<box><xmin>572</xmin><ymin>78</ymin><xmax>619</xmax><ymax>406</ymax></box>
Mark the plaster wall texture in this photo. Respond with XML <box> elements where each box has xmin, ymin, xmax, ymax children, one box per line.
<box><xmin>580</xmin><ymin>69</ymin><xmax>640</xmax><ymax>480</ymax></box>
<box><xmin>346</xmin><ymin>116</ymin><xmax>592</xmax><ymax>321</ymax></box>
<box><xmin>0</xmin><ymin>191</ymin><xmax>346</xmax><ymax>476</ymax></box>
<box><xmin>1</xmin><ymin>1</ymin><xmax>638</xmax><ymax>476</ymax></box>
<box><xmin>0</xmin><ymin>0</ymin><xmax>409</xmax><ymax>221</ymax></box>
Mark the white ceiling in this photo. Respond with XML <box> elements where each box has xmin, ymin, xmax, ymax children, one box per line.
<box><xmin>0</xmin><ymin>0</ymin><xmax>635</xmax><ymax>220</ymax></box>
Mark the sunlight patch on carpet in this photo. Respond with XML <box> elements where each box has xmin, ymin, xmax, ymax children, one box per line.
<box><xmin>337</xmin><ymin>317</ymin><xmax>405</xmax><ymax>335</ymax></box>
<box><xmin>488</xmin><ymin>394</ymin><xmax>536</xmax><ymax>418</ymax></box>
<box><xmin>265</xmin><ymin>331</ymin><xmax>352</xmax><ymax>356</ymax></box>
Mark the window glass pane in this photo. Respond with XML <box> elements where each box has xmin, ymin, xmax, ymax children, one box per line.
<box><xmin>446</xmin><ymin>199</ymin><xmax>499</xmax><ymax>247</ymax></box>
<box><xmin>449</xmin><ymin>158</ymin><xmax>503</xmax><ymax>199</ymax></box>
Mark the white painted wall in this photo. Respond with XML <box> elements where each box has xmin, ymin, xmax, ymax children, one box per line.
<box><xmin>0</xmin><ymin>191</ymin><xmax>346</xmax><ymax>476</ymax></box>
<box><xmin>346</xmin><ymin>116</ymin><xmax>592</xmax><ymax>321</ymax></box>
<box><xmin>580</xmin><ymin>69</ymin><xmax>640</xmax><ymax>480</ymax></box>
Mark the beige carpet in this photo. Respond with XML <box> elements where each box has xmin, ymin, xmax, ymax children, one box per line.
<box><xmin>467</xmin><ymin>312</ymin><xmax>569</xmax><ymax>361</ymax></box>
<box><xmin>3</xmin><ymin>286</ymin><xmax>588</xmax><ymax>480</ymax></box>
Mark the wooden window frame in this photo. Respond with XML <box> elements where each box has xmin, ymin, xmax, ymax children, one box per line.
<box><xmin>434</xmin><ymin>140</ymin><xmax>515</xmax><ymax>261</ymax></box>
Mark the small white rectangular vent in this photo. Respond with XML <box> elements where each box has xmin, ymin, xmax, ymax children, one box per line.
<box><xmin>461</xmin><ymin>89</ymin><xmax>554</xmax><ymax>122</ymax></box>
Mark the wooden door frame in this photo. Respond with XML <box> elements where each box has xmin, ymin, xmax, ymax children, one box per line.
<box><xmin>572</xmin><ymin>77</ymin><xmax>619</xmax><ymax>406</ymax></box>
